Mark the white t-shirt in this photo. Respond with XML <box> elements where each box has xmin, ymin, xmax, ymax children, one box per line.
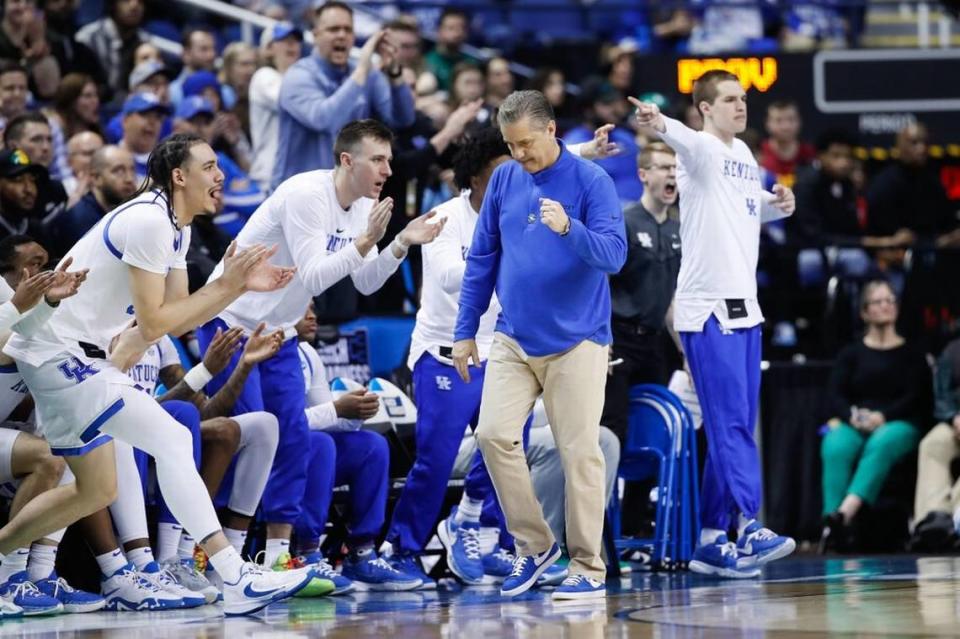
<box><xmin>5</xmin><ymin>190</ymin><xmax>190</xmax><ymax>366</ymax></box>
<box><xmin>408</xmin><ymin>190</ymin><xmax>500</xmax><ymax>369</ymax></box>
<box><xmin>659</xmin><ymin>117</ymin><xmax>781</xmax><ymax>333</ymax></box>
<box><xmin>248</xmin><ymin>66</ymin><xmax>283</xmax><ymax>191</ymax></box>
<box><xmin>212</xmin><ymin>170</ymin><xmax>404</xmax><ymax>339</ymax></box>
<box><xmin>127</xmin><ymin>335</ymin><xmax>181</xmax><ymax>396</ymax></box>
<box><xmin>298</xmin><ymin>341</ymin><xmax>361</xmax><ymax>431</ymax></box>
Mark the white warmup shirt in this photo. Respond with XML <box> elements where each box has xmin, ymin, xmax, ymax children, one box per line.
<box><xmin>127</xmin><ymin>335</ymin><xmax>181</xmax><ymax>396</ymax></box>
<box><xmin>658</xmin><ymin>116</ymin><xmax>785</xmax><ymax>333</ymax></box>
<box><xmin>5</xmin><ymin>190</ymin><xmax>190</xmax><ymax>366</ymax></box>
<box><xmin>298</xmin><ymin>341</ymin><xmax>361</xmax><ymax>431</ymax></box>
<box><xmin>248</xmin><ymin>66</ymin><xmax>282</xmax><ymax>191</ymax></box>
<box><xmin>211</xmin><ymin>170</ymin><xmax>405</xmax><ymax>340</ymax></box>
<box><xmin>0</xmin><ymin>273</ymin><xmax>58</xmax><ymax>343</ymax></box>
<box><xmin>408</xmin><ymin>190</ymin><xmax>500</xmax><ymax>370</ymax></box>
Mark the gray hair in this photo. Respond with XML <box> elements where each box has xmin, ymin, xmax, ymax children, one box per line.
<box><xmin>496</xmin><ymin>90</ymin><xmax>555</xmax><ymax>129</ymax></box>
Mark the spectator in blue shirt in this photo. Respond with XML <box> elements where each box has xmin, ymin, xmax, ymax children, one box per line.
<box><xmin>272</xmin><ymin>1</ymin><xmax>415</xmax><ymax>188</ymax></box>
<box><xmin>59</xmin><ymin>144</ymin><xmax>137</xmax><ymax>252</ymax></box>
<box><xmin>565</xmin><ymin>78</ymin><xmax>640</xmax><ymax>204</ymax></box>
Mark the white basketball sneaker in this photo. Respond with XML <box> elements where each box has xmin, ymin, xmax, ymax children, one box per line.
<box><xmin>221</xmin><ymin>561</ymin><xmax>315</xmax><ymax>616</ymax></box>
<box><xmin>101</xmin><ymin>563</ymin><xmax>184</xmax><ymax>611</ymax></box>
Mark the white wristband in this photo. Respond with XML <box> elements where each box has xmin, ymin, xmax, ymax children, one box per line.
<box><xmin>183</xmin><ymin>363</ymin><xmax>213</xmax><ymax>392</ymax></box>
<box><xmin>393</xmin><ymin>235</ymin><xmax>410</xmax><ymax>253</ymax></box>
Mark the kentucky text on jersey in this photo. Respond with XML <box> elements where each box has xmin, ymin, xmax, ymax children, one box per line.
<box><xmin>722</xmin><ymin>159</ymin><xmax>762</xmax><ymax>186</ymax></box>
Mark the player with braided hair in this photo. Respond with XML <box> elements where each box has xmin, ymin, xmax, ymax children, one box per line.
<box><xmin>0</xmin><ymin>133</ymin><xmax>321</xmax><ymax>615</ymax></box>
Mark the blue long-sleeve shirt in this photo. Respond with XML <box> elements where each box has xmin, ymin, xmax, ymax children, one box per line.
<box><xmin>455</xmin><ymin>142</ymin><xmax>627</xmax><ymax>356</ymax></box>
<box><xmin>272</xmin><ymin>54</ymin><xmax>416</xmax><ymax>188</ymax></box>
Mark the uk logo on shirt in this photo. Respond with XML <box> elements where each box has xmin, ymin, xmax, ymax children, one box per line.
<box><xmin>436</xmin><ymin>375</ymin><xmax>452</xmax><ymax>391</ymax></box>
<box><xmin>636</xmin><ymin>232</ymin><xmax>653</xmax><ymax>248</ymax></box>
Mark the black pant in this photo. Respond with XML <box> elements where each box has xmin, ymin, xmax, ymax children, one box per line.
<box><xmin>602</xmin><ymin>322</ymin><xmax>670</xmax><ymax>537</ymax></box>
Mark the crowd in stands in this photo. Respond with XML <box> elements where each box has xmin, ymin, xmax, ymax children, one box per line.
<box><xmin>0</xmin><ymin>0</ymin><xmax>955</xmax><ymax>618</ymax></box>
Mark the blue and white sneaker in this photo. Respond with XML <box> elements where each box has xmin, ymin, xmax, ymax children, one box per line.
<box><xmin>222</xmin><ymin>561</ymin><xmax>316</xmax><ymax>616</ymax></box>
<box><xmin>736</xmin><ymin>521</ymin><xmax>797</xmax><ymax>568</ymax></box>
<box><xmin>0</xmin><ymin>596</ymin><xmax>22</xmax><ymax>618</ymax></box>
<box><xmin>342</xmin><ymin>554</ymin><xmax>422</xmax><ymax>591</ymax></box>
<box><xmin>0</xmin><ymin>571</ymin><xmax>63</xmax><ymax>616</ymax></box>
<box><xmin>35</xmin><ymin>571</ymin><xmax>105</xmax><ymax>613</ymax></box>
<box><xmin>160</xmin><ymin>559</ymin><xmax>221</xmax><ymax>604</ymax></box>
<box><xmin>688</xmin><ymin>534</ymin><xmax>761</xmax><ymax>579</ymax></box>
<box><xmin>300</xmin><ymin>553</ymin><xmax>355</xmax><ymax>596</ymax></box>
<box><xmin>551</xmin><ymin>574</ymin><xmax>605</xmax><ymax>600</ymax></box>
<box><xmin>481</xmin><ymin>545</ymin><xmax>515</xmax><ymax>584</ymax></box>
<box><xmin>140</xmin><ymin>561</ymin><xmax>207</xmax><ymax>608</ymax></box>
<box><xmin>102</xmin><ymin>563</ymin><xmax>183</xmax><ymax>611</ymax></box>
<box><xmin>501</xmin><ymin>543</ymin><xmax>561</xmax><ymax>597</ymax></box>
<box><xmin>536</xmin><ymin>562</ymin><xmax>568</xmax><ymax>587</ymax></box>
<box><xmin>385</xmin><ymin>553</ymin><xmax>436</xmax><ymax>590</ymax></box>
<box><xmin>437</xmin><ymin>512</ymin><xmax>484</xmax><ymax>585</ymax></box>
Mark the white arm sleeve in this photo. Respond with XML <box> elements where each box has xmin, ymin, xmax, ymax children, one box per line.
<box><xmin>10</xmin><ymin>299</ymin><xmax>56</xmax><ymax>337</ymax></box>
<box><xmin>426</xmin><ymin>216</ymin><xmax>467</xmax><ymax>295</ymax></box>
<box><xmin>567</xmin><ymin>142</ymin><xmax>584</xmax><ymax>157</ymax></box>
<box><xmin>279</xmin><ymin>189</ymin><xmax>367</xmax><ymax>295</ymax></box>
<box><xmin>305</xmin><ymin>401</ymin><xmax>343</xmax><ymax>430</ymax></box>
<box><xmin>0</xmin><ymin>278</ymin><xmax>23</xmax><ymax>333</ymax></box>
<box><xmin>350</xmin><ymin>241</ymin><xmax>405</xmax><ymax>296</ymax></box>
<box><xmin>301</xmin><ymin>345</ymin><xmax>360</xmax><ymax>431</ymax></box>
<box><xmin>659</xmin><ymin>116</ymin><xmax>707</xmax><ymax>174</ymax></box>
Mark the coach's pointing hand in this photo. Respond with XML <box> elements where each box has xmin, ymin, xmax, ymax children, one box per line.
<box><xmin>453</xmin><ymin>338</ymin><xmax>480</xmax><ymax>383</ymax></box>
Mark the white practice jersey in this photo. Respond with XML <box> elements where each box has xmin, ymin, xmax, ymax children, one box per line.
<box><xmin>298</xmin><ymin>341</ymin><xmax>360</xmax><ymax>431</ymax></box>
<box><xmin>127</xmin><ymin>335</ymin><xmax>181</xmax><ymax>396</ymax></box>
<box><xmin>659</xmin><ymin>117</ymin><xmax>781</xmax><ymax>332</ymax></box>
<box><xmin>211</xmin><ymin>170</ymin><xmax>405</xmax><ymax>339</ymax></box>
<box><xmin>408</xmin><ymin>190</ymin><xmax>500</xmax><ymax>369</ymax></box>
<box><xmin>5</xmin><ymin>190</ymin><xmax>190</xmax><ymax>366</ymax></box>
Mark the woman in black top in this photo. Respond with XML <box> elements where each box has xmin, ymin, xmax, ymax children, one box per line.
<box><xmin>819</xmin><ymin>280</ymin><xmax>931</xmax><ymax>551</ymax></box>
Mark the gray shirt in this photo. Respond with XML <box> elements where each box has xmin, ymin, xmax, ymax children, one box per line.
<box><xmin>610</xmin><ymin>201</ymin><xmax>681</xmax><ymax>329</ymax></box>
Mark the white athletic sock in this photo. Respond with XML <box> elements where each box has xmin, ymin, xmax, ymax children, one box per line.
<box><xmin>0</xmin><ymin>548</ymin><xmax>29</xmax><ymax>582</ymax></box>
<box><xmin>127</xmin><ymin>546</ymin><xmax>156</xmax><ymax>571</ymax></box>
<box><xmin>224</xmin><ymin>528</ymin><xmax>248</xmax><ymax>556</ymax></box>
<box><xmin>156</xmin><ymin>524</ymin><xmax>183</xmax><ymax>563</ymax></box>
<box><xmin>700</xmin><ymin>527</ymin><xmax>725</xmax><ymax>546</ymax></box>
<box><xmin>209</xmin><ymin>547</ymin><xmax>244</xmax><ymax>584</ymax></box>
<box><xmin>177</xmin><ymin>533</ymin><xmax>196</xmax><ymax>561</ymax></box>
<box><xmin>96</xmin><ymin>549</ymin><xmax>128</xmax><ymax>578</ymax></box>
<box><xmin>27</xmin><ymin>543</ymin><xmax>58</xmax><ymax>582</ymax></box>
<box><xmin>737</xmin><ymin>514</ymin><xmax>756</xmax><ymax>540</ymax></box>
<box><xmin>263</xmin><ymin>539</ymin><xmax>290</xmax><ymax>567</ymax></box>
<box><xmin>454</xmin><ymin>496</ymin><xmax>483</xmax><ymax>524</ymax></box>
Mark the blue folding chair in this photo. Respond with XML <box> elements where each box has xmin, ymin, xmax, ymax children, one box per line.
<box><xmin>606</xmin><ymin>384</ymin><xmax>700</xmax><ymax>571</ymax></box>
<box><xmin>608</xmin><ymin>390</ymin><xmax>679</xmax><ymax>569</ymax></box>
<box><xmin>633</xmin><ymin>384</ymin><xmax>701</xmax><ymax>566</ymax></box>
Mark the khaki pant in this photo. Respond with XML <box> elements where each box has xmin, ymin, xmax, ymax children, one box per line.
<box><xmin>914</xmin><ymin>422</ymin><xmax>960</xmax><ymax>522</ymax></box>
<box><xmin>475</xmin><ymin>332</ymin><xmax>608</xmax><ymax>580</ymax></box>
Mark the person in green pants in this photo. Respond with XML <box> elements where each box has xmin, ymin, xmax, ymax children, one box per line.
<box><xmin>819</xmin><ymin>280</ymin><xmax>932</xmax><ymax>552</ymax></box>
